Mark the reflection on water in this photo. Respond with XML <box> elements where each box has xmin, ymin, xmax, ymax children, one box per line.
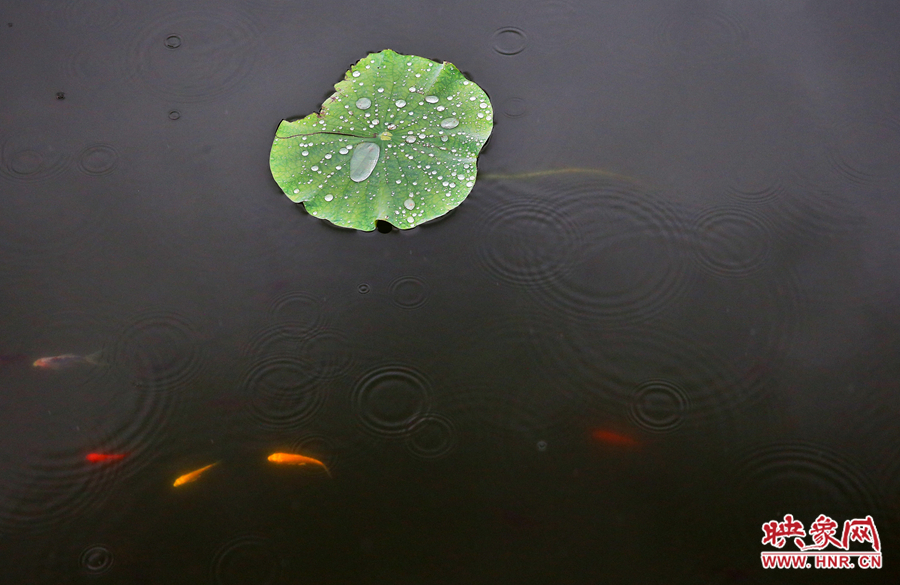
<box><xmin>2</xmin><ymin>0</ymin><xmax>899</xmax><ymax>581</ymax></box>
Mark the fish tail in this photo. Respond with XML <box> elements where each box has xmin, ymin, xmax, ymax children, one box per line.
<box><xmin>84</xmin><ymin>350</ymin><xmax>106</xmax><ymax>366</ymax></box>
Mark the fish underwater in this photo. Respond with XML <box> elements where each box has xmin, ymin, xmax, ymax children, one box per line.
<box><xmin>267</xmin><ymin>452</ymin><xmax>331</xmax><ymax>477</ymax></box>
<box><xmin>591</xmin><ymin>429</ymin><xmax>640</xmax><ymax>447</ymax></box>
<box><xmin>173</xmin><ymin>462</ymin><xmax>219</xmax><ymax>487</ymax></box>
<box><xmin>86</xmin><ymin>453</ymin><xmax>127</xmax><ymax>463</ymax></box>
<box><xmin>33</xmin><ymin>351</ymin><xmax>104</xmax><ymax>370</ymax></box>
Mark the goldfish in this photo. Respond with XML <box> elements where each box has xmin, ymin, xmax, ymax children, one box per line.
<box><xmin>33</xmin><ymin>351</ymin><xmax>104</xmax><ymax>369</ymax></box>
<box><xmin>267</xmin><ymin>452</ymin><xmax>331</xmax><ymax>477</ymax></box>
<box><xmin>173</xmin><ymin>462</ymin><xmax>219</xmax><ymax>487</ymax></box>
<box><xmin>86</xmin><ymin>452</ymin><xmax>127</xmax><ymax>463</ymax></box>
<box><xmin>591</xmin><ymin>429</ymin><xmax>639</xmax><ymax>447</ymax></box>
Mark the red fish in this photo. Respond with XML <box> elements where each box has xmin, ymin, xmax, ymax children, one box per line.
<box><xmin>591</xmin><ymin>429</ymin><xmax>639</xmax><ymax>447</ymax></box>
<box><xmin>86</xmin><ymin>452</ymin><xmax>127</xmax><ymax>463</ymax></box>
<box><xmin>33</xmin><ymin>351</ymin><xmax>104</xmax><ymax>369</ymax></box>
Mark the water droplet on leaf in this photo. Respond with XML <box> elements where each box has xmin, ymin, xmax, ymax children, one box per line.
<box><xmin>350</xmin><ymin>142</ymin><xmax>380</xmax><ymax>182</ymax></box>
<box><xmin>356</xmin><ymin>97</ymin><xmax>372</xmax><ymax>110</ymax></box>
<box><xmin>440</xmin><ymin>118</ymin><xmax>459</xmax><ymax>129</ymax></box>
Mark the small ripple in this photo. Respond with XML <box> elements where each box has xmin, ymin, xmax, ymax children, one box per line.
<box><xmin>491</xmin><ymin>27</ymin><xmax>528</xmax><ymax>55</ymax></box>
<box><xmin>768</xmin><ymin>182</ymin><xmax>865</xmax><ymax>245</ymax></box>
<box><xmin>689</xmin><ymin>205</ymin><xmax>773</xmax><ymax>279</ymax></box>
<box><xmin>352</xmin><ymin>365</ymin><xmax>432</xmax><ymax>438</ymax></box>
<box><xmin>76</xmin><ymin>144</ymin><xmax>119</xmax><ymax>176</ymax></box>
<box><xmin>113</xmin><ymin>311</ymin><xmax>205</xmax><ymax>392</ymax></box>
<box><xmin>242</xmin><ymin>357</ymin><xmax>325</xmax><ymax>432</ymax></box>
<box><xmin>502</xmin><ymin>97</ymin><xmax>528</xmax><ymax>118</ymax></box>
<box><xmin>0</xmin><ymin>444</ymin><xmax>119</xmax><ymax>536</ymax></box>
<box><xmin>42</xmin><ymin>0</ymin><xmax>126</xmax><ymax>31</ymax></box>
<box><xmin>724</xmin><ymin>155</ymin><xmax>787</xmax><ymax>204</ymax></box>
<box><xmin>209</xmin><ymin>534</ymin><xmax>280</xmax><ymax>585</ymax></box>
<box><xmin>628</xmin><ymin>379</ymin><xmax>689</xmax><ymax>434</ymax></box>
<box><xmin>288</xmin><ymin>433</ymin><xmax>339</xmax><ymax>476</ymax></box>
<box><xmin>300</xmin><ymin>329</ymin><xmax>354</xmax><ymax>380</ymax></box>
<box><xmin>825</xmin><ymin>117</ymin><xmax>900</xmax><ymax>184</ymax></box>
<box><xmin>473</xmin><ymin>187</ymin><xmax>582</xmax><ymax>288</ymax></box>
<box><xmin>0</xmin><ymin>128</ymin><xmax>72</xmax><ymax>182</ymax></box>
<box><xmin>404</xmin><ymin>414</ymin><xmax>457</xmax><ymax>460</ymax></box>
<box><xmin>570</xmin><ymin>324</ymin><xmax>776</xmax><ymax>425</ymax></box>
<box><xmin>389</xmin><ymin>276</ymin><xmax>429</xmax><ymax>309</ymax></box>
<box><xmin>13</xmin><ymin>307</ymin><xmax>181</xmax><ymax>484</ymax></box>
<box><xmin>527</xmin><ymin>175</ymin><xmax>692</xmax><ymax>326</ymax></box>
<box><xmin>728</xmin><ymin>441</ymin><xmax>882</xmax><ymax>541</ymax></box>
<box><xmin>125</xmin><ymin>8</ymin><xmax>259</xmax><ymax>102</ymax></box>
<box><xmin>242</xmin><ymin>324</ymin><xmax>314</xmax><ymax>360</ymax></box>
<box><xmin>267</xmin><ymin>291</ymin><xmax>324</xmax><ymax>331</ymax></box>
<box><xmin>83</xmin><ymin>381</ymin><xmax>178</xmax><ymax>484</ymax></box>
<box><xmin>80</xmin><ymin>544</ymin><xmax>114</xmax><ymax>575</ymax></box>
<box><xmin>655</xmin><ymin>7</ymin><xmax>749</xmax><ymax>66</ymax></box>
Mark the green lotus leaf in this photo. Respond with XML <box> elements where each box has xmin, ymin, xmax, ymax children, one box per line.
<box><xmin>269</xmin><ymin>49</ymin><xmax>493</xmax><ymax>231</ymax></box>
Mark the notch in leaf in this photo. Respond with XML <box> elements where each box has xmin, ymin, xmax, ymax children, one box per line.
<box><xmin>269</xmin><ymin>49</ymin><xmax>493</xmax><ymax>231</ymax></box>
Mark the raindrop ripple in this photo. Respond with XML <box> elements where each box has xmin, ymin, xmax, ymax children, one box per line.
<box><xmin>389</xmin><ymin>276</ymin><xmax>429</xmax><ymax>309</ymax></box>
<box><xmin>404</xmin><ymin>414</ymin><xmax>457</xmax><ymax>460</ymax></box>
<box><xmin>689</xmin><ymin>205</ymin><xmax>773</xmax><ymax>279</ymax></box>
<box><xmin>242</xmin><ymin>357</ymin><xmax>325</xmax><ymax>432</ymax></box>
<box><xmin>210</xmin><ymin>534</ymin><xmax>280</xmax><ymax>585</ymax></box>
<box><xmin>527</xmin><ymin>175</ymin><xmax>692</xmax><ymax>326</ymax></box>
<box><xmin>126</xmin><ymin>8</ymin><xmax>259</xmax><ymax>102</ymax></box>
<box><xmin>352</xmin><ymin>365</ymin><xmax>432</xmax><ymax>438</ymax></box>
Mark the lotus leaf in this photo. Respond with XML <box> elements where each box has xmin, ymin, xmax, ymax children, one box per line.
<box><xmin>269</xmin><ymin>49</ymin><xmax>493</xmax><ymax>231</ymax></box>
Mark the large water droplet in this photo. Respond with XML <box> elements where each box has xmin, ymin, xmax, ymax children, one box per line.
<box><xmin>395</xmin><ymin>99</ymin><xmax>406</xmax><ymax>108</ymax></box>
<box><xmin>440</xmin><ymin>118</ymin><xmax>459</xmax><ymax>129</ymax></box>
<box><xmin>425</xmin><ymin>95</ymin><xmax>439</xmax><ymax>103</ymax></box>
<box><xmin>405</xmin><ymin>136</ymin><xmax>416</xmax><ymax>143</ymax></box>
<box><xmin>356</xmin><ymin>97</ymin><xmax>372</xmax><ymax>110</ymax></box>
<box><xmin>350</xmin><ymin>142</ymin><xmax>379</xmax><ymax>182</ymax></box>
<box><xmin>404</xmin><ymin>199</ymin><xmax>415</xmax><ymax>210</ymax></box>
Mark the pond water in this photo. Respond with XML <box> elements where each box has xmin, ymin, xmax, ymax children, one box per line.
<box><xmin>1</xmin><ymin>0</ymin><xmax>899</xmax><ymax>583</ymax></box>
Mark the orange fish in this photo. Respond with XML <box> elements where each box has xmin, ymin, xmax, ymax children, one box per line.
<box><xmin>173</xmin><ymin>462</ymin><xmax>219</xmax><ymax>487</ymax></box>
<box><xmin>592</xmin><ymin>429</ymin><xmax>639</xmax><ymax>447</ymax></box>
<box><xmin>33</xmin><ymin>351</ymin><xmax>104</xmax><ymax>369</ymax></box>
<box><xmin>267</xmin><ymin>452</ymin><xmax>331</xmax><ymax>477</ymax></box>
<box><xmin>86</xmin><ymin>452</ymin><xmax>127</xmax><ymax>463</ymax></box>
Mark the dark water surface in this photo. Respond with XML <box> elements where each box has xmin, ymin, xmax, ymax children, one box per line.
<box><xmin>2</xmin><ymin>0</ymin><xmax>899</xmax><ymax>582</ymax></box>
